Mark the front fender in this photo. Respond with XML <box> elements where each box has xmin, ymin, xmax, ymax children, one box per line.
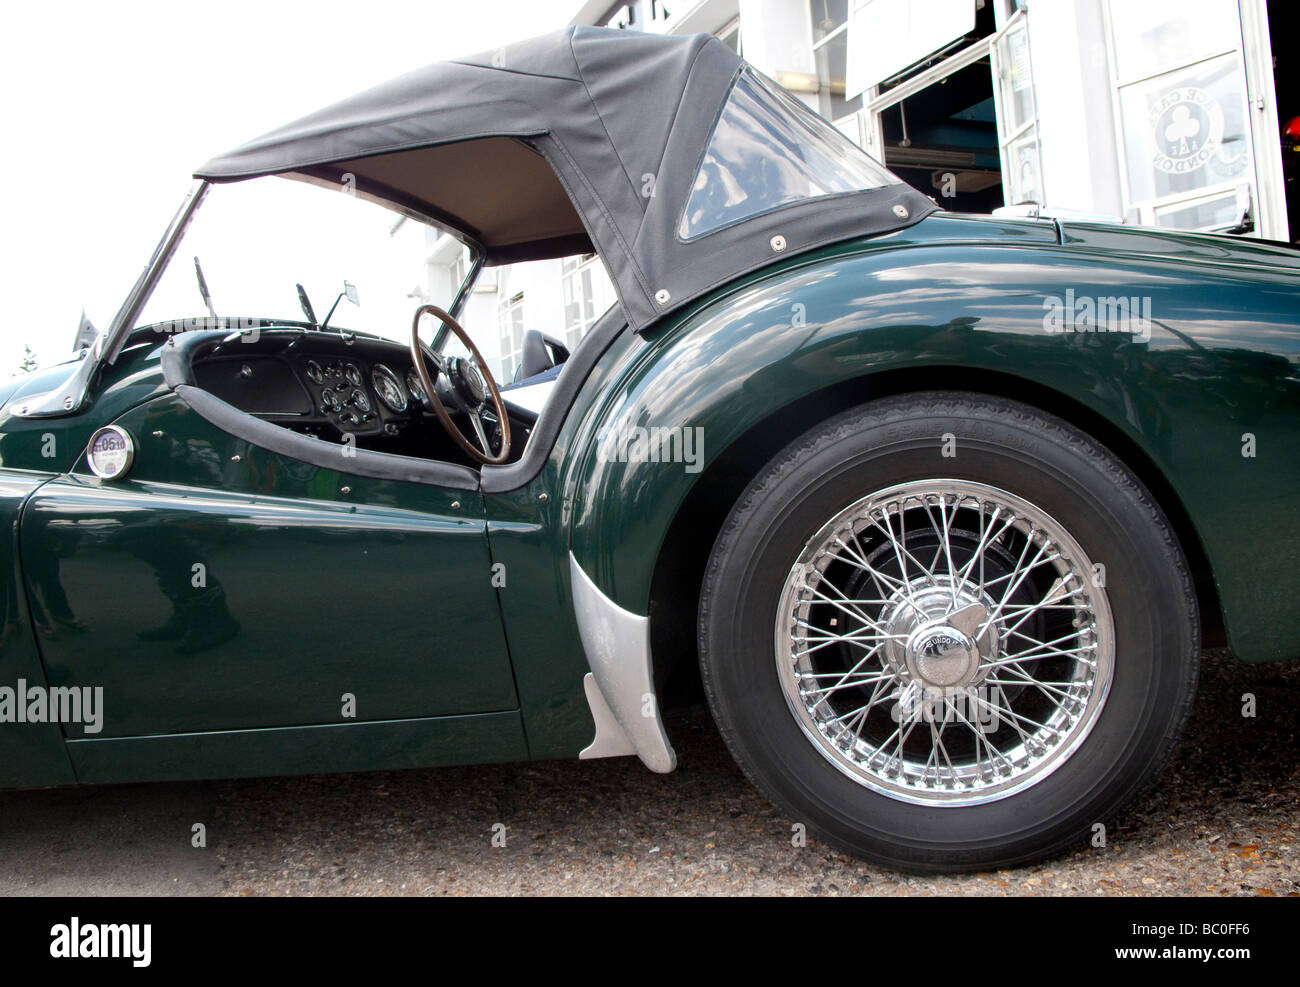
<box><xmin>0</xmin><ymin>340</ymin><xmax>172</xmax><ymax>474</ymax></box>
<box><xmin>568</xmin><ymin>230</ymin><xmax>1300</xmax><ymax>663</ymax></box>
<box><xmin>0</xmin><ymin>469</ymin><xmax>77</xmax><ymax>786</ymax></box>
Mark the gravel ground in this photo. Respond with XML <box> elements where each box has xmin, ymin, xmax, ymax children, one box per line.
<box><xmin>1</xmin><ymin>648</ymin><xmax>1296</xmax><ymax>896</ymax></box>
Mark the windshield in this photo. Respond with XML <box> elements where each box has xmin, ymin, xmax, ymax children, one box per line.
<box><xmin>134</xmin><ymin>177</ymin><xmax>478</xmax><ymax>346</ymax></box>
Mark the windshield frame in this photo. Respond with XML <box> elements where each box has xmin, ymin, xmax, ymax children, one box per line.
<box><xmin>104</xmin><ymin>181</ymin><xmax>211</xmax><ymax>365</ymax></box>
<box><xmin>8</xmin><ymin>181</ymin><xmax>213</xmax><ymax>418</ymax></box>
<box><xmin>434</xmin><ymin>250</ymin><xmax>484</xmax><ymax>354</ymax></box>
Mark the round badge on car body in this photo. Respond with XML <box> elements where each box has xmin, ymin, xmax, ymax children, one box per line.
<box><xmin>86</xmin><ymin>425</ymin><xmax>135</xmax><ymax>479</ymax></box>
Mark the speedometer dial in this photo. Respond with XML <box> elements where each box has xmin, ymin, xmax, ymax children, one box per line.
<box><xmin>371</xmin><ymin>364</ymin><xmax>407</xmax><ymax>413</ymax></box>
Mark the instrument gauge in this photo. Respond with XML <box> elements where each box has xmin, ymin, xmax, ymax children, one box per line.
<box><xmin>320</xmin><ymin>388</ymin><xmax>339</xmax><ymax>412</ymax></box>
<box><xmin>344</xmin><ymin>363</ymin><xmax>362</xmax><ymax>387</ymax></box>
<box><xmin>406</xmin><ymin>369</ymin><xmax>428</xmax><ymax>405</ymax></box>
<box><xmin>306</xmin><ymin>360</ymin><xmax>324</xmax><ymax>384</ymax></box>
<box><xmin>371</xmin><ymin>365</ymin><xmax>408</xmax><ymax>413</ymax></box>
<box><xmin>351</xmin><ymin>388</ymin><xmax>371</xmax><ymax>413</ymax></box>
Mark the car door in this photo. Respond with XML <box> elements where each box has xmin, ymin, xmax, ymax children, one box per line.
<box><xmin>20</xmin><ymin>392</ymin><xmax>516</xmax><ymax>739</ymax></box>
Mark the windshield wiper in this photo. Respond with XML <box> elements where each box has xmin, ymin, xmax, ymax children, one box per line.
<box><xmin>295</xmin><ymin>283</ymin><xmax>318</xmax><ymax>328</ymax></box>
<box><xmin>194</xmin><ymin>256</ymin><xmax>216</xmax><ymax>319</ymax></box>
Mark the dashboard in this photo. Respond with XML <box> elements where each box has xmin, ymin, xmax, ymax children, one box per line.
<box><xmin>188</xmin><ymin>328</ymin><xmax>535</xmax><ymax>465</ymax></box>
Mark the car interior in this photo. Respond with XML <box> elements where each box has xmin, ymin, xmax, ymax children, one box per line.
<box><xmin>181</xmin><ymin>326</ymin><xmax>529</xmax><ymax>470</ymax></box>
<box><xmin>164</xmin><ymin>304</ymin><xmax>611</xmax><ymax>478</ymax></box>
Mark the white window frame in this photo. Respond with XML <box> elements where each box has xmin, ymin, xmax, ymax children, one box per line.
<box><xmin>717</xmin><ymin>14</ymin><xmax>742</xmax><ymax>56</ymax></box>
<box><xmin>560</xmin><ymin>254</ymin><xmax>605</xmax><ymax>350</ymax></box>
<box><xmin>497</xmin><ymin>290</ymin><xmax>525</xmax><ymax>383</ymax></box>
<box><xmin>811</xmin><ymin>3</ymin><xmax>860</xmax><ymax>135</ymax></box>
<box><xmin>988</xmin><ymin>8</ymin><xmax>1045</xmax><ymax>207</ymax></box>
<box><xmin>1238</xmin><ymin>0</ymin><xmax>1289</xmax><ymax>239</ymax></box>
<box><xmin>1101</xmin><ymin>0</ymin><xmax>1283</xmax><ymax>237</ymax></box>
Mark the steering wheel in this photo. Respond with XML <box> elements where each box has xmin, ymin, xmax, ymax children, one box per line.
<box><xmin>409</xmin><ymin>304</ymin><xmax>512</xmax><ymax>465</ymax></box>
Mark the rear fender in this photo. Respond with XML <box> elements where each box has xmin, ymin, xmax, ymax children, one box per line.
<box><xmin>567</xmin><ymin>240</ymin><xmax>1300</xmax><ymax>666</ymax></box>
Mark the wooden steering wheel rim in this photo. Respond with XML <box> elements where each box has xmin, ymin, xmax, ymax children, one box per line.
<box><xmin>409</xmin><ymin>303</ymin><xmax>512</xmax><ymax>466</ymax></box>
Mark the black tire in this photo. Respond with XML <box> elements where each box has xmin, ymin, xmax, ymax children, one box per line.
<box><xmin>698</xmin><ymin>392</ymin><xmax>1199</xmax><ymax>873</ymax></box>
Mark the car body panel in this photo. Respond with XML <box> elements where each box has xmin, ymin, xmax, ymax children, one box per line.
<box><xmin>483</xmin><ymin>325</ymin><xmax>645</xmax><ymax>760</ymax></box>
<box><xmin>1058</xmin><ymin>221</ymin><xmax>1300</xmax><ymax>273</ymax></box>
<box><xmin>66</xmin><ymin>709</ymin><xmax>526</xmax><ymax>784</ymax></box>
<box><xmin>0</xmin><ymin>469</ymin><xmax>78</xmax><ymax>786</ymax></box>
<box><xmin>568</xmin><ymin>214</ymin><xmax>1300</xmax><ymax>664</ymax></box>
<box><xmin>19</xmin><ymin>390</ymin><xmax>519</xmax><ymax>743</ymax></box>
<box><xmin>0</xmin><ymin>344</ymin><xmax>173</xmax><ymax>474</ymax></box>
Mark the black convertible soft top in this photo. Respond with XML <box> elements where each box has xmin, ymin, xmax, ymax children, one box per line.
<box><xmin>197</xmin><ymin>26</ymin><xmax>935</xmax><ymax>330</ymax></box>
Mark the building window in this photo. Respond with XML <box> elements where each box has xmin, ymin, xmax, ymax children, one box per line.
<box><xmin>602</xmin><ymin>4</ymin><xmax>636</xmax><ymax>29</ymax></box>
<box><xmin>991</xmin><ymin>11</ymin><xmax>1044</xmax><ymax>207</ymax></box>
<box><xmin>1105</xmin><ymin>0</ymin><xmax>1257</xmax><ymax>233</ymax></box>
<box><xmin>498</xmin><ymin>291</ymin><xmax>525</xmax><ymax>382</ymax></box>
<box><xmin>561</xmin><ymin>254</ymin><xmax>606</xmax><ymax>349</ymax></box>
<box><xmin>810</xmin><ymin>1</ymin><xmax>858</xmax><ymax>123</ymax></box>
<box><xmin>601</xmin><ymin>1</ymin><xmax>673</xmax><ymax>31</ymax></box>
<box><xmin>717</xmin><ymin>16</ymin><xmax>742</xmax><ymax>55</ymax></box>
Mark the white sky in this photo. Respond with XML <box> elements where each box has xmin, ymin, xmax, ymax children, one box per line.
<box><xmin>0</xmin><ymin>0</ymin><xmax>580</xmax><ymax>376</ymax></box>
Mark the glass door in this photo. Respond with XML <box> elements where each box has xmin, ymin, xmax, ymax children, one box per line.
<box><xmin>990</xmin><ymin>8</ymin><xmax>1044</xmax><ymax>207</ymax></box>
<box><xmin>1104</xmin><ymin>0</ymin><xmax>1284</xmax><ymax>237</ymax></box>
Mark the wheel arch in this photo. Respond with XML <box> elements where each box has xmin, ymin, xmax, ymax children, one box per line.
<box><xmin>647</xmin><ymin>366</ymin><xmax>1224</xmax><ymax>705</ymax></box>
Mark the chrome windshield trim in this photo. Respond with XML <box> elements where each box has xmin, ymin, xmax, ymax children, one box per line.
<box><xmin>105</xmin><ymin>181</ymin><xmax>210</xmax><ymax>366</ymax></box>
<box><xmin>433</xmin><ymin>251</ymin><xmax>484</xmax><ymax>353</ymax></box>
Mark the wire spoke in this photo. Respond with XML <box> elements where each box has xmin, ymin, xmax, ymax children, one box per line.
<box><xmin>780</xmin><ymin>482</ymin><xmax>1114</xmax><ymax>804</ymax></box>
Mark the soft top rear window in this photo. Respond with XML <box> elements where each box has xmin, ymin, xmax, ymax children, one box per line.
<box><xmin>679</xmin><ymin>68</ymin><xmax>899</xmax><ymax>240</ymax></box>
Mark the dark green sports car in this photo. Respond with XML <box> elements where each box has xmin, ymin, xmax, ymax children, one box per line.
<box><xmin>1</xmin><ymin>27</ymin><xmax>1296</xmax><ymax>872</ymax></box>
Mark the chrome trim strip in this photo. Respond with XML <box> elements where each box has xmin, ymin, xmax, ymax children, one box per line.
<box><xmin>569</xmin><ymin>553</ymin><xmax>676</xmax><ymax>773</ymax></box>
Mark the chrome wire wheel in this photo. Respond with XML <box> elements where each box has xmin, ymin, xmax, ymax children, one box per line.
<box><xmin>775</xmin><ymin>479</ymin><xmax>1115</xmax><ymax>806</ymax></box>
